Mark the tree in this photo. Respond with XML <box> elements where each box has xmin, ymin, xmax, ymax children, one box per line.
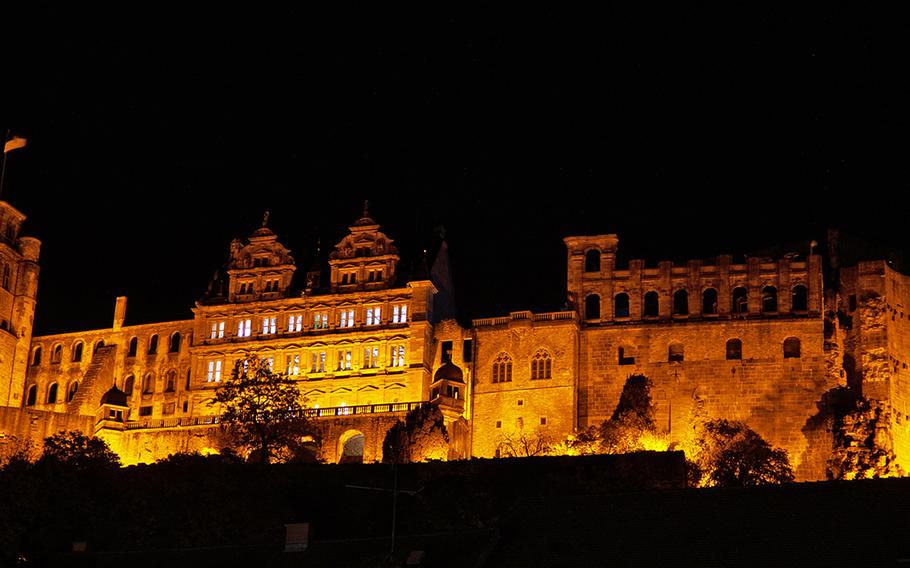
<box><xmin>496</xmin><ymin>427</ymin><xmax>552</xmax><ymax>458</ymax></box>
<box><xmin>212</xmin><ymin>357</ymin><xmax>315</xmax><ymax>464</ymax></box>
<box><xmin>691</xmin><ymin>419</ymin><xmax>793</xmax><ymax>487</ymax></box>
<box><xmin>38</xmin><ymin>431</ymin><xmax>120</xmax><ymax>470</ymax></box>
<box><xmin>383</xmin><ymin>403</ymin><xmax>449</xmax><ymax>463</ymax></box>
<box><xmin>599</xmin><ymin>374</ymin><xmax>664</xmax><ymax>454</ymax></box>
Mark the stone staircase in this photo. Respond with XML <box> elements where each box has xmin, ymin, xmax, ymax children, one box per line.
<box><xmin>68</xmin><ymin>345</ymin><xmax>118</xmax><ymax>416</ymax></box>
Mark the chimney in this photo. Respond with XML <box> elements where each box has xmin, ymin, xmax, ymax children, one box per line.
<box><xmin>113</xmin><ymin>296</ymin><xmax>127</xmax><ymax>331</ymax></box>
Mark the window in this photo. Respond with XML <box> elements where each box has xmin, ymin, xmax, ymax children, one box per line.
<box><xmin>72</xmin><ymin>342</ymin><xmax>84</xmax><ymax>362</ymax></box>
<box><xmin>726</xmin><ymin>339</ymin><xmax>742</xmax><ymax>360</ymax></box>
<box><xmin>25</xmin><ymin>384</ymin><xmax>36</xmax><ymax>406</ymax></box>
<box><xmin>702</xmin><ymin>288</ymin><xmax>718</xmax><ymax>315</ymax></box>
<box><xmin>31</xmin><ymin>346</ymin><xmax>42</xmax><ymax>366</ymax></box>
<box><xmin>668</xmin><ymin>343</ymin><xmax>684</xmax><ymax>362</ymax></box>
<box><xmin>336</xmin><ymin>350</ymin><xmax>351</xmax><ymax>371</ymax></box>
<box><xmin>849</xmin><ymin>294</ymin><xmax>857</xmax><ymax>312</ymax></box>
<box><xmin>165</xmin><ymin>370</ymin><xmax>176</xmax><ymax>392</ymax></box>
<box><xmin>732</xmin><ymin>287</ymin><xmax>749</xmax><ymax>315</ymax></box>
<box><xmin>162</xmin><ymin>402</ymin><xmax>176</xmax><ymax>415</ymax></box>
<box><xmin>492</xmin><ymin>353</ymin><xmax>513</xmax><ymax>383</ymax></box>
<box><xmin>614</xmin><ymin>293</ymin><xmax>630</xmax><ymax>318</ymax></box>
<box><xmin>237</xmin><ymin>319</ymin><xmax>252</xmax><ymax>337</ymax></box>
<box><xmin>170</xmin><ymin>332</ymin><xmax>182</xmax><ymax>353</ymax></box>
<box><xmin>531</xmin><ymin>350</ymin><xmax>552</xmax><ymax>380</ymax></box>
<box><xmin>496</xmin><ymin>421</ymin><xmax>502</xmax><ymax>429</ymax></box>
<box><xmin>95</xmin><ymin>340</ymin><xmax>105</xmax><ymax>354</ymax></box>
<box><xmin>644</xmin><ymin>291</ymin><xmax>659</xmax><ymax>317</ymax></box>
<box><xmin>585</xmin><ymin>294</ymin><xmax>601</xmax><ymax>320</ymax></box>
<box><xmin>339</xmin><ymin>310</ymin><xmax>354</xmax><ymax>328</ymax></box>
<box><xmin>185</xmin><ymin>369</ymin><xmax>191</xmax><ymax>390</ymax></box>
<box><xmin>207</xmin><ymin>361</ymin><xmax>223</xmax><ymax>382</ymax></box>
<box><xmin>441</xmin><ymin>341</ymin><xmax>453</xmax><ymax>363</ymax></box>
<box><xmin>47</xmin><ymin>383</ymin><xmax>58</xmax><ymax>404</ymax></box>
<box><xmin>540</xmin><ymin>417</ymin><xmax>547</xmax><ymax>426</ymax></box>
<box><xmin>263</xmin><ymin>356</ymin><xmax>274</xmax><ymax>371</ymax></box>
<box><xmin>584</xmin><ymin>250</ymin><xmax>601</xmax><ymax>273</ymax></box>
<box><xmin>210</xmin><ymin>322</ymin><xmax>225</xmax><ymax>339</ymax></box>
<box><xmin>142</xmin><ymin>373</ymin><xmax>154</xmax><ymax>394</ymax></box>
<box><xmin>1</xmin><ymin>264</ymin><xmax>9</xmax><ymax>290</ymax></box>
<box><xmin>127</xmin><ymin>337</ymin><xmax>138</xmax><ymax>357</ymax></box>
<box><xmin>51</xmin><ymin>344</ymin><xmax>63</xmax><ymax>364</ymax></box>
<box><xmin>363</xmin><ymin>346</ymin><xmax>379</xmax><ymax>369</ymax></box>
<box><xmin>67</xmin><ymin>382</ymin><xmax>78</xmax><ymax>402</ymax></box>
<box><xmin>463</xmin><ymin>339</ymin><xmax>473</xmax><ymax>363</ymax></box>
<box><xmin>313</xmin><ymin>313</ymin><xmax>328</xmax><ymax>329</ymax></box>
<box><xmin>762</xmin><ymin>286</ymin><xmax>778</xmax><ymax>314</ymax></box>
<box><xmin>784</xmin><ymin>337</ymin><xmax>801</xmax><ymax>359</ymax></box>
<box><xmin>365</xmin><ymin>307</ymin><xmax>381</xmax><ymax>326</ymax></box>
<box><xmin>619</xmin><ymin>346</ymin><xmax>635</xmax><ymax>365</ymax></box>
<box><xmin>286</xmin><ymin>354</ymin><xmax>300</xmax><ymax>375</ymax></box>
<box><xmin>341</xmin><ymin>272</ymin><xmax>357</xmax><ymax>285</ymax></box>
<box><xmin>289</xmin><ymin>314</ymin><xmax>303</xmax><ymax>332</ymax></box>
<box><xmin>311</xmin><ymin>351</ymin><xmax>327</xmax><ymax>373</ymax></box>
<box><xmin>392</xmin><ymin>304</ymin><xmax>408</xmax><ymax>323</ymax></box>
<box><xmin>673</xmin><ymin>289</ymin><xmax>689</xmax><ymax>315</ymax></box>
<box><xmin>148</xmin><ymin>334</ymin><xmax>159</xmax><ymax>354</ymax></box>
<box><xmin>262</xmin><ymin>317</ymin><xmax>277</xmax><ymax>335</ymax></box>
<box><xmin>124</xmin><ymin>375</ymin><xmax>135</xmax><ymax>395</ymax></box>
<box><xmin>792</xmin><ymin>285</ymin><xmax>809</xmax><ymax>312</ymax></box>
<box><xmin>390</xmin><ymin>345</ymin><xmax>406</xmax><ymax>368</ymax></box>
<box><xmin>139</xmin><ymin>406</ymin><xmax>152</xmax><ymax>417</ymax></box>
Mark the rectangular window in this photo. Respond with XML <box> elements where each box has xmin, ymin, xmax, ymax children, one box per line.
<box><xmin>340</xmin><ymin>309</ymin><xmax>355</xmax><ymax>328</ymax></box>
<box><xmin>363</xmin><ymin>346</ymin><xmax>379</xmax><ymax>369</ymax></box>
<box><xmin>210</xmin><ymin>321</ymin><xmax>225</xmax><ymax>339</ymax></box>
<box><xmin>441</xmin><ymin>341</ymin><xmax>453</xmax><ymax>363</ymax></box>
<box><xmin>540</xmin><ymin>417</ymin><xmax>547</xmax><ymax>426</ymax></box>
<box><xmin>139</xmin><ymin>406</ymin><xmax>153</xmax><ymax>417</ymax></box>
<box><xmin>162</xmin><ymin>402</ymin><xmax>176</xmax><ymax>416</ymax></box>
<box><xmin>286</xmin><ymin>354</ymin><xmax>300</xmax><ymax>375</ymax></box>
<box><xmin>314</xmin><ymin>313</ymin><xmax>328</xmax><ymax>329</ymax></box>
<box><xmin>337</xmin><ymin>350</ymin><xmax>352</xmax><ymax>371</ymax></box>
<box><xmin>289</xmin><ymin>314</ymin><xmax>303</xmax><ymax>332</ymax></box>
<box><xmin>207</xmin><ymin>360</ymin><xmax>223</xmax><ymax>382</ymax></box>
<box><xmin>311</xmin><ymin>351</ymin><xmax>326</xmax><ymax>373</ymax></box>
<box><xmin>391</xmin><ymin>345</ymin><xmax>406</xmax><ymax>368</ymax></box>
<box><xmin>262</xmin><ymin>317</ymin><xmax>277</xmax><ymax>335</ymax></box>
<box><xmin>237</xmin><ymin>319</ymin><xmax>252</xmax><ymax>338</ymax></box>
<box><xmin>463</xmin><ymin>339</ymin><xmax>473</xmax><ymax>363</ymax></box>
<box><xmin>392</xmin><ymin>304</ymin><xmax>408</xmax><ymax>324</ymax></box>
<box><xmin>366</xmin><ymin>307</ymin><xmax>381</xmax><ymax>326</ymax></box>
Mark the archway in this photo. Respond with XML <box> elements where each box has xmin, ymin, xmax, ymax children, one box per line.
<box><xmin>338</xmin><ymin>429</ymin><xmax>365</xmax><ymax>464</ymax></box>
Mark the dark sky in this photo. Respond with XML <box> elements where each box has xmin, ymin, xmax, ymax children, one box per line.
<box><xmin>2</xmin><ymin>6</ymin><xmax>909</xmax><ymax>335</ymax></box>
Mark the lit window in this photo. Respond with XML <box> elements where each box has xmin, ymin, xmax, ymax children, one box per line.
<box><xmin>363</xmin><ymin>346</ymin><xmax>379</xmax><ymax>368</ymax></box>
<box><xmin>366</xmin><ymin>307</ymin><xmax>381</xmax><ymax>326</ymax></box>
<box><xmin>289</xmin><ymin>314</ymin><xmax>303</xmax><ymax>332</ymax></box>
<box><xmin>337</xmin><ymin>350</ymin><xmax>352</xmax><ymax>371</ymax></box>
<box><xmin>340</xmin><ymin>309</ymin><xmax>355</xmax><ymax>328</ymax></box>
<box><xmin>207</xmin><ymin>360</ymin><xmax>222</xmax><ymax>382</ymax></box>
<box><xmin>262</xmin><ymin>316</ymin><xmax>277</xmax><ymax>335</ymax></box>
<box><xmin>237</xmin><ymin>319</ymin><xmax>252</xmax><ymax>337</ymax></box>
<box><xmin>311</xmin><ymin>351</ymin><xmax>326</xmax><ymax>373</ymax></box>
<box><xmin>314</xmin><ymin>313</ymin><xmax>328</xmax><ymax>329</ymax></box>
<box><xmin>392</xmin><ymin>305</ymin><xmax>408</xmax><ymax>324</ymax></box>
<box><xmin>287</xmin><ymin>354</ymin><xmax>300</xmax><ymax>376</ymax></box>
<box><xmin>210</xmin><ymin>321</ymin><xmax>225</xmax><ymax>339</ymax></box>
<box><xmin>390</xmin><ymin>345</ymin><xmax>406</xmax><ymax>368</ymax></box>
<box><xmin>263</xmin><ymin>356</ymin><xmax>274</xmax><ymax>371</ymax></box>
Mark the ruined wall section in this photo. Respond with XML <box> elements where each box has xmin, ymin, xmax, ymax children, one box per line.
<box><xmin>0</xmin><ymin>406</ymin><xmax>94</xmax><ymax>459</ymax></box>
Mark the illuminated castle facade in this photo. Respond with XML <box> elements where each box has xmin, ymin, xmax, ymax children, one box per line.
<box><xmin>1</xmin><ymin>197</ymin><xmax>908</xmax><ymax>480</ymax></box>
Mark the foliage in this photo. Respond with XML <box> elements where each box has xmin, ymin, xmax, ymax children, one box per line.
<box><xmin>38</xmin><ymin>431</ymin><xmax>120</xmax><ymax>470</ymax></box>
<box><xmin>600</xmin><ymin>374</ymin><xmax>664</xmax><ymax>454</ymax></box>
<box><xmin>691</xmin><ymin>419</ymin><xmax>793</xmax><ymax>487</ymax></box>
<box><xmin>211</xmin><ymin>357</ymin><xmax>315</xmax><ymax>464</ymax></box>
<box><xmin>383</xmin><ymin>403</ymin><xmax>449</xmax><ymax>463</ymax></box>
<box><xmin>552</xmin><ymin>426</ymin><xmax>602</xmax><ymax>456</ymax></box>
<box><xmin>496</xmin><ymin>428</ymin><xmax>553</xmax><ymax>458</ymax></box>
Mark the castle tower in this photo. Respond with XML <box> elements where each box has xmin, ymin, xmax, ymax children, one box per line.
<box><xmin>563</xmin><ymin>234</ymin><xmax>619</xmax><ymax>319</ymax></box>
<box><xmin>328</xmin><ymin>202</ymin><xmax>400</xmax><ymax>292</ymax></box>
<box><xmin>0</xmin><ymin>200</ymin><xmax>40</xmax><ymax>407</ymax></box>
<box><xmin>223</xmin><ymin>212</ymin><xmax>296</xmax><ymax>303</ymax></box>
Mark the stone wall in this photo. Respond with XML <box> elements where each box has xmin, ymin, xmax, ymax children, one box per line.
<box><xmin>0</xmin><ymin>406</ymin><xmax>94</xmax><ymax>459</ymax></box>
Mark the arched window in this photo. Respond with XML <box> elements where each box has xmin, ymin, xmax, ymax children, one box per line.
<box><xmin>142</xmin><ymin>373</ymin><xmax>154</xmax><ymax>394</ymax></box>
<box><xmin>702</xmin><ymin>288</ymin><xmax>718</xmax><ymax>315</ymax></box>
<box><xmin>668</xmin><ymin>343</ymin><xmax>684</xmax><ymax>362</ymax></box>
<box><xmin>165</xmin><ymin>370</ymin><xmax>176</xmax><ymax>392</ymax></box>
<box><xmin>25</xmin><ymin>384</ymin><xmax>36</xmax><ymax>406</ymax></box>
<box><xmin>127</xmin><ymin>337</ymin><xmax>138</xmax><ymax>357</ymax></box>
<box><xmin>492</xmin><ymin>353</ymin><xmax>513</xmax><ymax>383</ymax></box>
<box><xmin>726</xmin><ymin>339</ymin><xmax>742</xmax><ymax>360</ymax></box>
<box><xmin>784</xmin><ymin>337</ymin><xmax>801</xmax><ymax>359</ymax></box>
<box><xmin>51</xmin><ymin>344</ymin><xmax>63</xmax><ymax>364</ymax></box>
<box><xmin>169</xmin><ymin>332</ymin><xmax>181</xmax><ymax>353</ymax></box>
<box><xmin>72</xmin><ymin>342</ymin><xmax>84</xmax><ymax>362</ymax></box>
<box><xmin>792</xmin><ymin>285</ymin><xmax>808</xmax><ymax>312</ymax></box>
<box><xmin>619</xmin><ymin>346</ymin><xmax>635</xmax><ymax>365</ymax></box>
<box><xmin>673</xmin><ymin>289</ymin><xmax>689</xmax><ymax>315</ymax></box>
<box><xmin>732</xmin><ymin>287</ymin><xmax>748</xmax><ymax>316</ymax></box>
<box><xmin>94</xmin><ymin>340</ymin><xmax>105</xmax><ymax>354</ymax></box>
<box><xmin>148</xmin><ymin>334</ymin><xmax>159</xmax><ymax>355</ymax></box>
<box><xmin>584</xmin><ymin>250</ymin><xmax>601</xmax><ymax>273</ymax></box>
<box><xmin>531</xmin><ymin>350</ymin><xmax>552</xmax><ymax>380</ymax></box>
<box><xmin>67</xmin><ymin>382</ymin><xmax>78</xmax><ymax>402</ymax></box>
<box><xmin>31</xmin><ymin>346</ymin><xmax>42</xmax><ymax>366</ymax></box>
<box><xmin>614</xmin><ymin>293</ymin><xmax>630</xmax><ymax>318</ymax></box>
<box><xmin>124</xmin><ymin>375</ymin><xmax>135</xmax><ymax>396</ymax></box>
<box><xmin>47</xmin><ymin>383</ymin><xmax>58</xmax><ymax>404</ymax></box>
<box><xmin>643</xmin><ymin>291</ymin><xmax>659</xmax><ymax>317</ymax></box>
<box><xmin>585</xmin><ymin>294</ymin><xmax>601</xmax><ymax>320</ymax></box>
<box><xmin>762</xmin><ymin>286</ymin><xmax>778</xmax><ymax>314</ymax></box>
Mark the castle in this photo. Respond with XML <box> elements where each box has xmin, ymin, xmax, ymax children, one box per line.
<box><xmin>1</xmin><ymin>197</ymin><xmax>907</xmax><ymax>480</ymax></box>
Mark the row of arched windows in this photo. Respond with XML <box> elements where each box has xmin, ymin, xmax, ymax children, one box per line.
<box><xmin>123</xmin><ymin>369</ymin><xmax>183</xmax><ymax>396</ymax></box>
<box><xmin>492</xmin><ymin>351</ymin><xmax>554</xmax><ymax>383</ymax></box>
<box><xmin>615</xmin><ymin>337</ymin><xmax>801</xmax><ymax>364</ymax></box>
<box><xmin>585</xmin><ymin>285</ymin><xmax>809</xmax><ymax>320</ymax></box>
<box><xmin>31</xmin><ymin>333</ymin><xmax>182</xmax><ymax>367</ymax></box>
<box><xmin>126</xmin><ymin>333</ymin><xmax>180</xmax><ymax>357</ymax></box>
<box><xmin>25</xmin><ymin>381</ymin><xmax>78</xmax><ymax>406</ymax></box>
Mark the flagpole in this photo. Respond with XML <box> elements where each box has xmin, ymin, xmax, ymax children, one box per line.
<box><xmin>0</xmin><ymin>130</ymin><xmax>9</xmax><ymax>199</ymax></box>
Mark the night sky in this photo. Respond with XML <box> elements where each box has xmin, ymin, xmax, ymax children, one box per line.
<box><xmin>2</xmin><ymin>7</ymin><xmax>909</xmax><ymax>335</ymax></box>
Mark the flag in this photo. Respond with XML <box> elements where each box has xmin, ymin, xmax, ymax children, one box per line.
<box><xmin>3</xmin><ymin>136</ymin><xmax>26</xmax><ymax>154</ymax></box>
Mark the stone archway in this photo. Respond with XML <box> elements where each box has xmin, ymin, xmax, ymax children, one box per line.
<box><xmin>338</xmin><ymin>429</ymin><xmax>365</xmax><ymax>464</ymax></box>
